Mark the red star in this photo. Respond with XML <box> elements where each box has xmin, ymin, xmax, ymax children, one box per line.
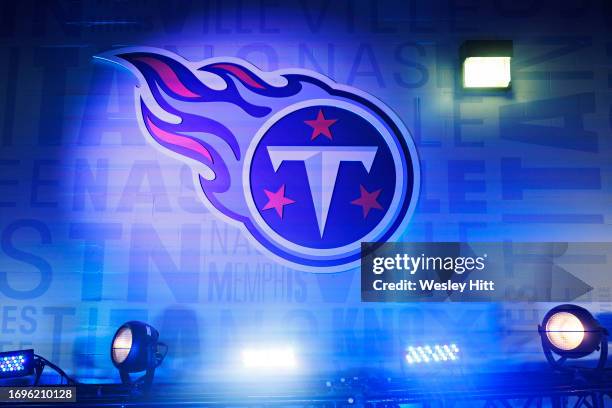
<box><xmin>262</xmin><ymin>184</ymin><xmax>295</xmax><ymax>218</ymax></box>
<box><xmin>304</xmin><ymin>109</ymin><xmax>337</xmax><ymax>140</ymax></box>
<box><xmin>351</xmin><ymin>185</ymin><xmax>383</xmax><ymax>218</ymax></box>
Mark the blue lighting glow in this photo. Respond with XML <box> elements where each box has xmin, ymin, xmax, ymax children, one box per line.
<box><xmin>0</xmin><ymin>349</ymin><xmax>34</xmax><ymax>378</ymax></box>
<box><xmin>241</xmin><ymin>346</ymin><xmax>298</xmax><ymax>370</ymax></box>
<box><xmin>405</xmin><ymin>344</ymin><xmax>460</xmax><ymax>365</ymax></box>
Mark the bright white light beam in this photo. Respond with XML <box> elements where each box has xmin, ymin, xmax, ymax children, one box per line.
<box><xmin>241</xmin><ymin>346</ymin><xmax>297</xmax><ymax>370</ymax></box>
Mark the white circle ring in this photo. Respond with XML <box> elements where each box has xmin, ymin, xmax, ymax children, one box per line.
<box><xmin>242</xmin><ymin>98</ymin><xmax>417</xmax><ymax>261</ymax></box>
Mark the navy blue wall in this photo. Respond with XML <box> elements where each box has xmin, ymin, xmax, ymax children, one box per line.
<box><xmin>0</xmin><ymin>0</ymin><xmax>611</xmax><ymax>383</ymax></box>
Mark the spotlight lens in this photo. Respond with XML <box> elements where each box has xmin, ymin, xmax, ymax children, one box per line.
<box><xmin>112</xmin><ymin>326</ymin><xmax>133</xmax><ymax>364</ymax></box>
<box><xmin>545</xmin><ymin>311</ymin><xmax>584</xmax><ymax>351</ymax></box>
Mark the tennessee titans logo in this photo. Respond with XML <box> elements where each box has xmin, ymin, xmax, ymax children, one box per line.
<box><xmin>96</xmin><ymin>47</ymin><xmax>419</xmax><ymax>272</ymax></box>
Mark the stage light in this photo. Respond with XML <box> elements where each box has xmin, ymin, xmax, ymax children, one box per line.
<box><xmin>241</xmin><ymin>346</ymin><xmax>297</xmax><ymax>370</ymax></box>
<box><xmin>405</xmin><ymin>343</ymin><xmax>460</xmax><ymax>365</ymax></box>
<box><xmin>538</xmin><ymin>304</ymin><xmax>608</xmax><ymax>371</ymax></box>
<box><xmin>460</xmin><ymin>40</ymin><xmax>513</xmax><ymax>89</ymax></box>
<box><xmin>111</xmin><ymin>321</ymin><xmax>168</xmax><ymax>388</ymax></box>
<box><xmin>0</xmin><ymin>349</ymin><xmax>34</xmax><ymax>378</ymax></box>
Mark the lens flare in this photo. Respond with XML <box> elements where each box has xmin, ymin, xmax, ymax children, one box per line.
<box><xmin>241</xmin><ymin>346</ymin><xmax>297</xmax><ymax>370</ymax></box>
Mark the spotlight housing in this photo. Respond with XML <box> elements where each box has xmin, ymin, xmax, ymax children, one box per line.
<box><xmin>0</xmin><ymin>349</ymin><xmax>34</xmax><ymax>378</ymax></box>
<box><xmin>460</xmin><ymin>40</ymin><xmax>513</xmax><ymax>89</ymax></box>
<box><xmin>111</xmin><ymin>321</ymin><xmax>167</xmax><ymax>388</ymax></box>
<box><xmin>538</xmin><ymin>304</ymin><xmax>608</xmax><ymax>371</ymax></box>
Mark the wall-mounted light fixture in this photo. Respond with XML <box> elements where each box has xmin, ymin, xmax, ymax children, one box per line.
<box><xmin>460</xmin><ymin>40</ymin><xmax>513</xmax><ymax>89</ymax></box>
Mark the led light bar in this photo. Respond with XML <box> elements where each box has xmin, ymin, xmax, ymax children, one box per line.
<box><xmin>0</xmin><ymin>349</ymin><xmax>35</xmax><ymax>378</ymax></box>
<box><xmin>405</xmin><ymin>344</ymin><xmax>460</xmax><ymax>364</ymax></box>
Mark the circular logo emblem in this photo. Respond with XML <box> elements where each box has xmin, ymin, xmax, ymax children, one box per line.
<box><xmin>243</xmin><ymin>98</ymin><xmax>419</xmax><ymax>270</ymax></box>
